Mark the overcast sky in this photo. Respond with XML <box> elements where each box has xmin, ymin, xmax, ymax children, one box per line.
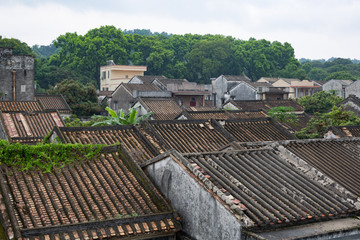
<box><xmin>1</xmin><ymin>0</ymin><xmax>359</xmax><ymax>60</ymax></box>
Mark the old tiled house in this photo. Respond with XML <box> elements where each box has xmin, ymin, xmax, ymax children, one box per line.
<box><xmin>132</xmin><ymin>97</ymin><xmax>184</xmax><ymax>120</ymax></box>
<box><xmin>0</xmin><ymin>145</ymin><xmax>180</xmax><ymax>240</ymax></box>
<box><xmin>35</xmin><ymin>93</ymin><xmax>72</xmax><ymax>117</ymax></box>
<box><xmin>109</xmin><ymin>83</ymin><xmax>171</xmax><ymax>112</ymax></box>
<box><xmin>143</xmin><ymin>143</ymin><xmax>360</xmax><ymax>239</ymax></box>
<box><xmin>224</xmin><ymin>99</ymin><xmax>304</xmax><ymax>113</ymax></box>
<box><xmin>48</xmin><ymin>125</ymin><xmax>161</xmax><ymax>164</ymax></box>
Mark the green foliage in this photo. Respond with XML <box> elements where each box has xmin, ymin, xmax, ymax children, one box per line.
<box><xmin>267</xmin><ymin>106</ymin><xmax>299</xmax><ymax>125</ymax></box>
<box><xmin>297</xmin><ymin>91</ymin><xmax>343</xmax><ymax>114</ymax></box>
<box><xmin>0</xmin><ymin>141</ymin><xmax>103</xmax><ymax>173</ymax></box>
<box><xmin>32</xmin><ymin>43</ymin><xmax>60</xmax><ymax>58</ymax></box>
<box><xmin>301</xmin><ymin>58</ymin><xmax>360</xmax><ymax>81</ymax></box>
<box><xmin>0</xmin><ymin>37</ymin><xmax>34</xmax><ymax>55</ymax></box>
<box><xmin>295</xmin><ymin>106</ymin><xmax>360</xmax><ymax>139</ymax></box>
<box><xmin>92</xmin><ymin>107</ymin><xmax>152</xmax><ymax>126</ymax></box>
<box><xmin>48</xmin><ymin>79</ymin><xmax>101</xmax><ymax>116</ymax></box>
<box><xmin>32</xmin><ymin>26</ymin><xmax>301</xmax><ymax>88</ymax></box>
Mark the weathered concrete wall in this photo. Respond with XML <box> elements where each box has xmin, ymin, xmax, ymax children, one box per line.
<box><xmin>110</xmin><ymin>86</ymin><xmax>133</xmax><ymax>112</ymax></box>
<box><xmin>213</xmin><ymin>76</ymin><xmax>229</xmax><ymax>107</ymax></box>
<box><xmin>0</xmin><ymin>120</ymin><xmax>8</xmax><ymax>141</ymax></box>
<box><xmin>146</xmin><ymin>156</ymin><xmax>242</xmax><ymax>240</ymax></box>
<box><xmin>0</xmin><ymin>48</ymin><xmax>34</xmax><ymax>101</ymax></box>
<box><xmin>323</xmin><ymin>80</ymin><xmax>346</xmax><ymax>97</ymax></box>
<box><xmin>346</xmin><ymin>81</ymin><xmax>360</xmax><ymax>98</ymax></box>
<box><xmin>230</xmin><ymin>83</ymin><xmax>258</xmax><ymax>101</ymax></box>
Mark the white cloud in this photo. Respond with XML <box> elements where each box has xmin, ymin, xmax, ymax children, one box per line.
<box><xmin>1</xmin><ymin>0</ymin><xmax>360</xmax><ymax>59</ymax></box>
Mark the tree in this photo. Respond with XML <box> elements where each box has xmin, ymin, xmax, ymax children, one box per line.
<box><xmin>48</xmin><ymin>79</ymin><xmax>101</xmax><ymax>116</ymax></box>
<box><xmin>297</xmin><ymin>91</ymin><xmax>343</xmax><ymax>114</ymax></box>
<box><xmin>92</xmin><ymin>107</ymin><xmax>152</xmax><ymax>126</ymax></box>
<box><xmin>0</xmin><ymin>37</ymin><xmax>34</xmax><ymax>55</ymax></box>
<box><xmin>267</xmin><ymin>106</ymin><xmax>298</xmax><ymax>125</ymax></box>
<box><xmin>295</xmin><ymin>106</ymin><xmax>360</xmax><ymax>139</ymax></box>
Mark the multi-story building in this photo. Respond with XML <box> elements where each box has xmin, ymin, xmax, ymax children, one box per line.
<box><xmin>99</xmin><ymin>60</ymin><xmax>147</xmax><ymax>91</ymax></box>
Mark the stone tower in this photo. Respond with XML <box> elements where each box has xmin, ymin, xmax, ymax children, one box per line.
<box><xmin>0</xmin><ymin>48</ymin><xmax>34</xmax><ymax>101</ymax></box>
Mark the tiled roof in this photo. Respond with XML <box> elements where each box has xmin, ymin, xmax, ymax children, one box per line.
<box><xmin>179</xmin><ymin>149</ymin><xmax>358</xmax><ymax>228</ymax></box>
<box><xmin>0</xmin><ymin>101</ymin><xmax>43</xmax><ymax>112</ymax></box>
<box><xmin>138</xmin><ymin>98</ymin><xmax>183</xmax><ymax>120</ymax></box>
<box><xmin>123</xmin><ymin>83</ymin><xmax>162</xmax><ymax>92</ymax></box>
<box><xmin>0</xmin><ymin>111</ymin><xmax>64</xmax><ymax>144</ymax></box>
<box><xmin>35</xmin><ymin>94</ymin><xmax>72</xmax><ymax>114</ymax></box>
<box><xmin>326</xmin><ymin>125</ymin><xmax>360</xmax><ymax>138</ymax></box>
<box><xmin>226</xmin><ymin>110</ymin><xmax>268</xmax><ymax>119</ymax></box>
<box><xmin>52</xmin><ymin>125</ymin><xmax>160</xmax><ymax>164</ymax></box>
<box><xmin>283</xmin><ymin>138</ymin><xmax>360</xmax><ymax>197</ymax></box>
<box><xmin>223</xmin><ymin>75</ymin><xmax>251</xmax><ymax>82</ymax></box>
<box><xmin>221</xmin><ymin>118</ymin><xmax>296</xmax><ymax>142</ymax></box>
<box><xmin>187</xmin><ymin>111</ymin><xmax>231</xmax><ymax>120</ymax></box>
<box><xmin>142</xmin><ymin>120</ymin><xmax>234</xmax><ymax>153</ymax></box>
<box><xmin>185</xmin><ymin>110</ymin><xmax>268</xmax><ymax>120</ymax></box>
<box><xmin>228</xmin><ymin>99</ymin><xmax>304</xmax><ymax>112</ymax></box>
<box><xmin>0</xmin><ymin>146</ymin><xmax>180</xmax><ymax>240</ymax></box>
<box><xmin>278</xmin><ymin>113</ymin><xmax>312</xmax><ymax>132</ymax></box>
<box><xmin>136</xmin><ymin>75</ymin><xmax>167</xmax><ymax>83</ymax></box>
<box><xmin>155</xmin><ymin>78</ymin><xmax>188</xmax><ymax>86</ymax></box>
<box><xmin>186</xmin><ymin>106</ymin><xmax>218</xmax><ymax>111</ymax></box>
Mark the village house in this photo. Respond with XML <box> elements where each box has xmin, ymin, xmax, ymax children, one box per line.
<box><xmin>100</xmin><ymin>60</ymin><xmax>147</xmax><ymax>91</ymax></box>
<box><xmin>257</xmin><ymin>77</ymin><xmax>321</xmax><ymax>99</ymax></box>
<box><xmin>322</xmin><ymin>79</ymin><xmax>353</xmax><ymax>98</ymax></box>
<box><xmin>142</xmin><ymin>138</ymin><xmax>360</xmax><ymax>239</ymax></box>
<box><xmin>0</xmin><ymin>144</ymin><xmax>181</xmax><ymax>240</ymax></box>
<box><xmin>128</xmin><ymin>75</ymin><xmax>168</xmax><ymax>84</ymax></box>
<box><xmin>0</xmin><ymin>48</ymin><xmax>34</xmax><ymax>101</ymax></box>
<box><xmin>324</xmin><ymin>125</ymin><xmax>360</xmax><ymax>139</ymax></box>
<box><xmin>109</xmin><ymin>83</ymin><xmax>171</xmax><ymax>112</ymax></box>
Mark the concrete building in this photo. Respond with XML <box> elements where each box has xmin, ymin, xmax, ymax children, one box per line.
<box><xmin>99</xmin><ymin>60</ymin><xmax>147</xmax><ymax>91</ymax></box>
<box><xmin>0</xmin><ymin>48</ymin><xmax>34</xmax><ymax>101</ymax></box>
<box><xmin>257</xmin><ymin>77</ymin><xmax>321</xmax><ymax>99</ymax></box>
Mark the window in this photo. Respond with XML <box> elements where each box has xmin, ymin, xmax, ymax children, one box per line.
<box><xmin>21</xmin><ymin>85</ymin><xmax>26</xmax><ymax>93</ymax></box>
<box><xmin>108</xmin><ymin>71</ymin><xmax>110</xmax><ymax>79</ymax></box>
<box><xmin>101</xmin><ymin>71</ymin><xmax>106</xmax><ymax>80</ymax></box>
<box><xmin>190</xmin><ymin>97</ymin><xmax>196</xmax><ymax>107</ymax></box>
<box><xmin>125</xmin><ymin>75</ymin><xmax>129</xmax><ymax>78</ymax></box>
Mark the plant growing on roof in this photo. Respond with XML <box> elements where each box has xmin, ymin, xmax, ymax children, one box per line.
<box><xmin>267</xmin><ymin>106</ymin><xmax>299</xmax><ymax>125</ymax></box>
<box><xmin>91</xmin><ymin>106</ymin><xmax>152</xmax><ymax>126</ymax></box>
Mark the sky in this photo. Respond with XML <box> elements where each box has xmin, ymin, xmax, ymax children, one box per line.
<box><xmin>1</xmin><ymin>0</ymin><xmax>360</xmax><ymax>60</ymax></box>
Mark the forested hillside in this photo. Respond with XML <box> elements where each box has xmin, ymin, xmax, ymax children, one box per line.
<box><xmin>32</xmin><ymin>25</ymin><xmax>300</xmax><ymax>89</ymax></box>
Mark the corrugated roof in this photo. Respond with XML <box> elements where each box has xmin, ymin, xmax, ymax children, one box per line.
<box><xmin>221</xmin><ymin>118</ymin><xmax>296</xmax><ymax>142</ymax></box>
<box><xmin>53</xmin><ymin>125</ymin><xmax>160</xmax><ymax>164</ymax></box>
<box><xmin>283</xmin><ymin>138</ymin><xmax>360</xmax><ymax>197</ymax></box>
<box><xmin>136</xmin><ymin>75</ymin><xmax>167</xmax><ymax>83</ymax></box>
<box><xmin>223</xmin><ymin>75</ymin><xmax>251</xmax><ymax>82</ymax></box>
<box><xmin>180</xmin><ymin>149</ymin><xmax>358</xmax><ymax>228</ymax></box>
<box><xmin>0</xmin><ymin>146</ymin><xmax>180</xmax><ymax>239</ymax></box>
<box><xmin>142</xmin><ymin>120</ymin><xmax>233</xmax><ymax>153</ymax></box>
<box><xmin>0</xmin><ymin>101</ymin><xmax>43</xmax><ymax>112</ymax></box>
<box><xmin>1</xmin><ymin>111</ymin><xmax>64</xmax><ymax>144</ymax></box>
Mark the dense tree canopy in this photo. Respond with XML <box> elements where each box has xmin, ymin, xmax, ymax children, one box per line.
<box><xmin>297</xmin><ymin>91</ymin><xmax>343</xmax><ymax>114</ymax></box>
<box><xmin>48</xmin><ymin>79</ymin><xmax>101</xmax><ymax>116</ymax></box>
<box><xmin>31</xmin><ymin>26</ymin><xmax>303</xmax><ymax>88</ymax></box>
<box><xmin>0</xmin><ymin>36</ymin><xmax>34</xmax><ymax>55</ymax></box>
